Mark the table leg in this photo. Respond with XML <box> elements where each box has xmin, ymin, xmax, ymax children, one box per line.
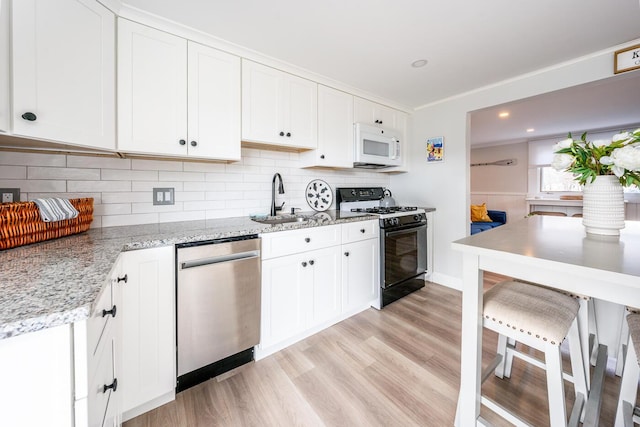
<box><xmin>456</xmin><ymin>253</ymin><xmax>484</xmax><ymax>426</ymax></box>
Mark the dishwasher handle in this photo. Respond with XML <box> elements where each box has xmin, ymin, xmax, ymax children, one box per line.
<box><xmin>180</xmin><ymin>250</ymin><xmax>259</xmax><ymax>270</ymax></box>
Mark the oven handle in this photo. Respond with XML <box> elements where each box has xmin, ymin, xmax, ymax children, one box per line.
<box><xmin>385</xmin><ymin>224</ymin><xmax>426</xmax><ymax>237</ymax></box>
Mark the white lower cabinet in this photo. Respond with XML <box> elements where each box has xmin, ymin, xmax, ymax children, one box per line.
<box><xmin>342</xmin><ymin>238</ymin><xmax>379</xmax><ymax>313</ymax></box>
<box><xmin>120</xmin><ymin>246</ymin><xmax>175</xmax><ymax>422</ymax></box>
<box><xmin>257</xmin><ymin>220</ymin><xmax>379</xmax><ymax>359</ymax></box>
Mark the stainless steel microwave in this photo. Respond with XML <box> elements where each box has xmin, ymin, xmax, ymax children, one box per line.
<box><xmin>353</xmin><ymin>123</ymin><xmax>401</xmax><ymax>169</ymax></box>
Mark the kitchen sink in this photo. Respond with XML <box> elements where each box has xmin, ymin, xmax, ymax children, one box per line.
<box><xmin>251</xmin><ymin>215</ymin><xmax>310</xmax><ymax>225</ymax></box>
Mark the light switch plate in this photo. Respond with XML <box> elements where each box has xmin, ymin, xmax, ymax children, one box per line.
<box><xmin>0</xmin><ymin>188</ymin><xmax>20</xmax><ymax>203</ymax></box>
<box><xmin>153</xmin><ymin>188</ymin><xmax>174</xmax><ymax>205</ymax></box>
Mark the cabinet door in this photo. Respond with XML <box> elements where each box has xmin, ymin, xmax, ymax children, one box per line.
<box><xmin>187</xmin><ymin>42</ymin><xmax>241</xmax><ymax>160</ymax></box>
<box><xmin>241</xmin><ymin>60</ymin><xmax>283</xmax><ymax>145</ymax></box>
<box><xmin>301</xmin><ymin>85</ymin><xmax>353</xmax><ymax>167</ymax></box>
<box><xmin>120</xmin><ymin>246</ymin><xmax>175</xmax><ymax>418</ymax></box>
<box><xmin>353</xmin><ymin>97</ymin><xmax>397</xmax><ymax>130</ymax></box>
<box><xmin>260</xmin><ymin>254</ymin><xmax>309</xmax><ymax>348</ymax></box>
<box><xmin>308</xmin><ymin>246</ymin><xmax>342</xmax><ymax>327</ymax></box>
<box><xmin>283</xmin><ymin>73</ymin><xmax>317</xmax><ymax>149</ymax></box>
<box><xmin>0</xmin><ymin>1</ymin><xmax>9</xmax><ymax>134</ymax></box>
<box><xmin>12</xmin><ymin>0</ymin><xmax>115</xmax><ymax>149</ymax></box>
<box><xmin>342</xmin><ymin>239</ymin><xmax>379</xmax><ymax>312</ymax></box>
<box><xmin>118</xmin><ymin>19</ymin><xmax>187</xmax><ymax>156</ymax></box>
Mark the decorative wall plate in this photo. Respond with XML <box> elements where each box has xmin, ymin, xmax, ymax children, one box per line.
<box><xmin>305</xmin><ymin>179</ymin><xmax>333</xmax><ymax>211</ymax></box>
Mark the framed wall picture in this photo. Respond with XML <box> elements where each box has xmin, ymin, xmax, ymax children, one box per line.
<box><xmin>426</xmin><ymin>137</ymin><xmax>444</xmax><ymax>162</ymax></box>
<box><xmin>614</xmin><ymin>43</ymin><xmax>640</xmax><ymax>74</ymax></box>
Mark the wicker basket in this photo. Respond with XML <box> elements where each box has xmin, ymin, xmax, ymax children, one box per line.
<box><xmin>0</xmin><ymin>198</ymin><xmax>94</xmax><ymax>250</ymax></box>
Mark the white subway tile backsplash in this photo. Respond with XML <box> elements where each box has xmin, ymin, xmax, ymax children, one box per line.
<box><xmin>183</xmin><ymin>162</ymin><xmax>226</xmax><ymax>172</ymax></box>
<box><xmin>94</xmin><ymin>203</ymin><xmax>132</xmax><ymax>216</ymax></box>
<box><xmin>0</xmin><ymin>179</ymin><xmax>66</xmax><ymax>192</ymax></box>
<box><xmin>159</xmin><ymin>211</ymin><xmax>205</xmax><ymax>223</ymax></box>
<box><xmin>132</xmin><ymin>202</ymin><xmax>184</xmax><ymax>214</ymax></box>
<box><xmin>0</xmin><ymin>151</ymin><xmax>66</xmax><ymax>167</ymax></box>
<box><xmin>131</xmin><ymin>159</ymin><xmax>183</xmax><ymax>171</ymax></box>
<box><xmin>183</xmin><ymin>200</ymin><xmax>225</xmax><ymax>211</ymax></box>
<box><xmin>28</xmin><ymin>167</ymin><xmax>100</xmax><ymax>180</ymax></box>
<box><xmin>68</xmin><ymin>180</ymin><xmax>131</xmax><ymax>192</ymax></box>
<box><xmin>101</xmin><ymin>169</ymin><xmax>158</xmax><ymax>181</ymax></box>
<box><xmin>159</xmin><ymin>171</ymin><xmax>205</xmax><ymax>182</ymax></box>
<box><xmin>102</xmin><ymin>192</ymin><xmax>149</xmax><ymax>203</ymax></box>
<box><xmin>67</xmin><ymin>155</ymin><xmax>131</xmax><ymax>169</ymax></box>
<box><xmin>101</xmin><ymin>213</ymin><xmax>158</xmax><ymax>227</ymax></box>
<box><xmin>131</xmin><ymin>181</ymin><xmax>184</xmax><ymax>192</ymax></box>
<box><xmin>0</xmin><ymin>166</ymin><xmax>26</xmax><ymax>179</ymax></box>
<box><xmin>3</xmin><ymin>147</ymin><xmax>391</xmax><ymax>228</ymax></box>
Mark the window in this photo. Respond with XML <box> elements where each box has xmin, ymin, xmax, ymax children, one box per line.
<box><xmin>540</xmin><ymin>167</ymin><xmax>582</xmax><ymax>192</ymax></box>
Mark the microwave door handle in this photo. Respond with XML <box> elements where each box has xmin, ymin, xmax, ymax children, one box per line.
<box><xmin>390</xmin><ymin>138</ymin><xmax>399</xmax><ymax>160</ymax></box>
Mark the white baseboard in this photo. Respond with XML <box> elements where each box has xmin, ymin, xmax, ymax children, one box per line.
<box><xmin>429</xmin><ymin>272</ymin><xmax>462</xmax><ymax>291</ymax></box>
<box><xmin>123</xmin><ymin>391</ymin><xmax>175</xmax><ymax>422</ymax></box>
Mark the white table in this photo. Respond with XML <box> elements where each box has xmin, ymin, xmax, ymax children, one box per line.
<box><xmin>452</xmin><ymin>216</ymin><xmax>640</xmax><ymax>426</ymax></box>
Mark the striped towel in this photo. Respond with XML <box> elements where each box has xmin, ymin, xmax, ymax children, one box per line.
<box><xmin>32</xmin><ymin>198</ymin><xmax>79</xmax><ymax>222</ymax></box>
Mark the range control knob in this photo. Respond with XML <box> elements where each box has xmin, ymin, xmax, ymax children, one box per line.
<box><xmin>414</xmin><ymin>214</ymin><xmax>421</xmax><ymax>221</ymax></box>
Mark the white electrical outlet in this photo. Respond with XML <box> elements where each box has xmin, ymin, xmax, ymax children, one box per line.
<box><xmin>2</xmin><ymin>193</ymin><xmax>13</xmax><ymax>203</ymax></box>
<box><xmin>0</xmin><ymin>189</ymin><xmax>20</xmax><ymax>203</ymax></box>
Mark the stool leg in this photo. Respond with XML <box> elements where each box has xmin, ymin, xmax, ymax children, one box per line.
<box><xmin>504</xmin><ymin>337</ymin><xmax>516</xmax><ymax>378</ymax></box>
<box><xmin>495</xmin><ymin>334</ymin><xmax>508</xmax><ymax>378</ymax></box>
<box><xmin>545</xmin><ymin>342</ymin><xmax>568</xmax><ymax>427</ymax></box>
<box><xmin>588</xmin><ymin>298</ymin><xmax>600</xmax><ymax>366</ymax></box>
<box><xmin>578</xmin><ymin>299</ymin><xmax>591</xmax><ymax>389</ymax></box>
<box><xmin>615</xmin><ymin>335</ymin><xmax>639</xmax><ymax>427</ymax></box>
<box><xmin>616</xmin><ymin>312</ymin><xmax>630</xmax><ymax>377</ymax></box>
<box><xmin>567</xmin><ymin>318</ymin><xmax>588</xmax><ymax>407</ymax></box>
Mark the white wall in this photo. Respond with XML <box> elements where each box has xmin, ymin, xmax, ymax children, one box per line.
<box><xmin>390</xmin><ymin>39</ymin><xmax>640</xmax><ymax>290</ymax></box>
<box><xmin>0</xmin><ymin>148</ymin><xmax>389</xmax><ymax>228</ymax></box>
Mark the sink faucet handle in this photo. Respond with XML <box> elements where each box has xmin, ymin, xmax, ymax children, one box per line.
<box><xmin>275</xmin><ymin>201</ymin><xmax>285</xmax><ymax>212</ymax></box>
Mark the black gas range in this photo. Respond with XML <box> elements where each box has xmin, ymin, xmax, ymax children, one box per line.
<box><xmin>336</xmin><ymin>187</ymin><xmax>427</xmax><ymax>307</ymax></box>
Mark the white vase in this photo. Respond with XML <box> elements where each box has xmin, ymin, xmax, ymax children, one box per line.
<box><xmin>582</xmin><ymin>175</ymin><xmax>625</xmax><ymax>236</ymax></box>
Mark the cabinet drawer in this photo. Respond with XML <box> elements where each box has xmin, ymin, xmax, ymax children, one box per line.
<box><xmin>88</xmin><ymin>333</ymin><xmax>116</xmax><ymax>427</ymax></box>
<box><xmin>261</xmin><ymin>224</ymin><xmax>341</xmax><ymax>259</ymax></box>
<box><xmin>87</xmin><ymin>283</ymin><xmax>114</xmax><ymax>358</ymax></box>
<box><xmin>342</xmin><ymin>220</ymin><xmax>379</xmax><ymax>243</ymax></box>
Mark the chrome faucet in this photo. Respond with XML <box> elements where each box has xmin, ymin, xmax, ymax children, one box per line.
<box><xmin>270</xmin><ymin>173</ymin><xmax>285</xmax><ymax>216</ymax></box>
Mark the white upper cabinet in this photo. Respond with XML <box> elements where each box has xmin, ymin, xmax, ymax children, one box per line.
<box><xmin>242</xmin><ymin>59</ymin><xmax>317</xmax><ymax>149</ymax></box>
<box><xmin>187</xmin><ymin>42</ymin><xmax>241</xmax><ymax>160</ymax></box>
<box><xmin>300</xmin><ymin>85</ymin><xmax>354</xmax><ymax>168</ymax></box>
<box><xmin>117</xmin><ymin>19</ymin><xmax>187</xmax><ymax>157</ymax></box>
<box><xmin>118</xmin><ymin>20</ymin><xmax>241</xmax><ymax>161</ymax></box>
<box><xmin>353</xmin><ymin>96</ymin><xmax>400</xmax><ymax>131</ymax></box>
<box><xmin>11</xmin><ymin>0</ymin><xmax>116</xmax><ymax>149</ymax></box>
<box><xmin>0</xmin><ymin>1</ymin><xmax>9</xmax><ymax>134</ymax></box>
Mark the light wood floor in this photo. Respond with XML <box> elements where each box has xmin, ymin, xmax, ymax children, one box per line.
<box><xmin>125</xmin><ymin>275</ymin><xmax>628</xmax><ymax>426</ymax></box>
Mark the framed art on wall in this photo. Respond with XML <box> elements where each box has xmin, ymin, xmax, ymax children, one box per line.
<box><xmin>427</xmin><ymin>137</ymin><xmax>444</xmax><ymax>162</ymax></box>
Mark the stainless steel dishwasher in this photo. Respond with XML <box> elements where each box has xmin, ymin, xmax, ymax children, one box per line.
<box><xmin>176</xmin><ymin>235</ymin><xmax>260</xmax><ymax>392</ymax></box>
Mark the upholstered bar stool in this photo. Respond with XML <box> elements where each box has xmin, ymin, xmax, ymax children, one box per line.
<box><xmin>482</xmin><ymin>281</ymin><xmax>588</xmax><ymax>426</ymax></box>
<box><xmin>615</xmin><ymin>313</ymin><xmax>640</xmax><ymax>426</ymax></box>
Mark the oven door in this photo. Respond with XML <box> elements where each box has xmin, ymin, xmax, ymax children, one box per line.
<box><xmin>381</xmin><ymin>224</ymin><xmax>427</xmax><ymax>288</ymax></box>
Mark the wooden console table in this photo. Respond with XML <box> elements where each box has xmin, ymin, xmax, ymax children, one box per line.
<box><xmin>452</xmin><ymin>216</ymin><xmax>640</xmax><ymax>426</ymax></box>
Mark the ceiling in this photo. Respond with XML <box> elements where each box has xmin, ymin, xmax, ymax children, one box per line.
<box><xmin>124</xmin><ymin>0</ymin><xmax>640</xmax><ymax>146</ymax></box>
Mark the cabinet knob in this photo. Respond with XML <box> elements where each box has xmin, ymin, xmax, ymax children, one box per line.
<box><xmin>301</xmin><ymin>261</ymin><xmax>307</xmax><ymax>267</ymax></box>
<box><xmin>103</xmin><ymin>378</ymin><xmax>118</xmax><ymax>393</ymax></box>
<box><xmin>304</xmin><ymin>237</ymin><xmax>311</xmax><ymax>243</ymax></box>
<box><xmin>179</xmin><ymin>139</ymin><xmax>186</xmax><ymax>145</ymax></box>
<box><xmin>344</xmin><ymin>252</ymin><xmax>350</xmax><ymax>257</ymax></box>
<box><xmin>279</xmin><ymin>131</ymin><xmax>285</xmax><ymax>136</ymax></box>
<box><xmin>21</xmin><ymin>112</ymin><xmax>37</xmax><ymax>121</ymax></box>
<box><xmin>286</xmin><ymin>132</ymin><xmax>291</xmax><ymax>137</ymax></box>
<box><xmin>309</xmin><ymin>260</ymin><xmax>314</xmax><ymax>266</ymax></box>
<box><xmin>102</xmin><ymin>305</ymin><xmax>117</xmax><ymax>318</ymax></box>
<box><xmin>320</xmin><ymin>154</ymin><xmax>325</xmax><ymax>159</ymax></box>
<box><xmin>374</xmin><ymin>119</ymin><xmax>380</xmax><ymax>124</ymax></box>
<box><xmin>190</xmin><ymin>141</ymin><xmax>197</xmax><ymax>147</ymax></box>
<box><xmin>360</xmin><ymin>228</ymin><xmax>366</xmax><ymax>233</ymax></box>
<box><xmin>117</xmin><ymin>274</ymin><xmax>128</xmax><ymax>284</ymax></box>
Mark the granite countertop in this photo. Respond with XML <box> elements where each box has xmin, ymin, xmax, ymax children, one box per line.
<box><xmin>0</xmin><ymin>210</ymin><xmax>376</xmax><ymax>340</ymax></box>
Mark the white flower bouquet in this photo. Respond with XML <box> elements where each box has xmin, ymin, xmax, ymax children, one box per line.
<box><xmin>552</xmin><ymin>128</ymin><xmax>640</xmax><ymax>186</ymax></box>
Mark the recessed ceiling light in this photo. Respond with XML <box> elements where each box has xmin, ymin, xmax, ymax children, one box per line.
<box><xmin>411</xmin><ymin>59</ymin><xmax>428</xmax><ymax>68</ymax></box>
<box><xmin>498</xmin><ymin>112</ymin><xmax>509</xmax><ymax>118</ymax></box>
<box><xmin>526</xmin><ymin>128</ymin><xmax>535</xmax><ymax>132</ymax></box>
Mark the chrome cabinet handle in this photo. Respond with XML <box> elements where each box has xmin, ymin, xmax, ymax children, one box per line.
<box><xmin>117</xmin><ymin>274</ymin><xmax>128</xmax><ymax>283</ymax></box>
<box><xmin>179</xmin><ymin>139</ymin><xmax>186</xmax><ymax>145</ymax></box>
<box><xmin>301</xmin><ymin>261</ymin><xmax>307</xmax><ymax>267</ymax></box>
<box><xmin>360</xmin><ymin>228</ymin><xmax>366</xmax><ymax>233</ymax></box>
<box><xmin>344</xmin><ymin>252</ymin><xmax>350</xmax><ymax>257</ymax></box>
<box><xmin>22</xmin><ymin>112</ymin><xmax>37</xmax><ymax>121</ymax></box>
<box><xmin>305</xmin><ymin>237</ymin><xmax>311</xmax><ymax>243</ymax></box>
<box><xmin>309</xmin><ymin>260</ymin><xmax>314</xmax><ymax>266</ymax></box>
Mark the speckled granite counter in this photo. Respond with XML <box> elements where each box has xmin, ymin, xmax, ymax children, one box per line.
<box><xmin>0</xmin><ymin>211</ymin><xmax>376</xmax><ymax>340</ymax></box>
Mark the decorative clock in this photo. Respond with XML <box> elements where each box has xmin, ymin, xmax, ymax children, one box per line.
<box><xmin>305</xmin><ymin>179</ymin><xmax>333</xmax><ymax>211</ymax></box>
